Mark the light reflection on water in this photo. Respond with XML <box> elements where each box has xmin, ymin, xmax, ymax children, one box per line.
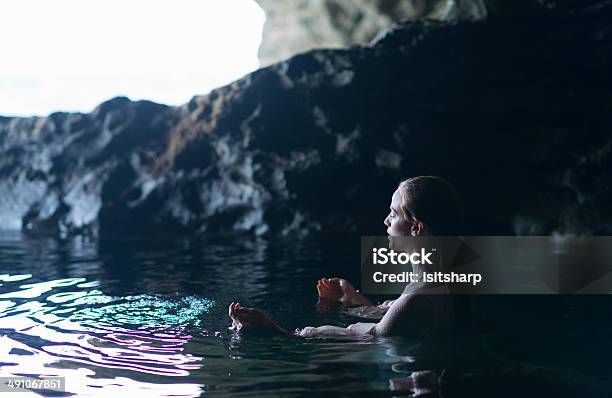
<box><xmin>0</xmin><ymin>273</ymin><xmax>212</xmax><ymax>396</ymax></box>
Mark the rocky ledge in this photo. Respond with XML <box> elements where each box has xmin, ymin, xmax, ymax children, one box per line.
<box><xmin>1</xmin><ymin>1</ymin><xmax>611</xmax><ymax>238</ymax></box>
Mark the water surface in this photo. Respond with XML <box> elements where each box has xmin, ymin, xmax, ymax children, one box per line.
<box><xmin>0</xmin><ymin>233</ymin><xmax>610</xmax><ymax>397</ymax></box>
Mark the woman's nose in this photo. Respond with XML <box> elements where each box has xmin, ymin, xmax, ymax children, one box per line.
<box><xmin>383</xmin><ymin>216</ymin><xmax>390</xmax><ymax>227</ymax></box>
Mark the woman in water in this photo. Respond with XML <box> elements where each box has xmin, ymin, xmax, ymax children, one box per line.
<box><xmin>228</xmin><ymin>176</ymin><xmax>464</xmax><ymax>337</ymax></box>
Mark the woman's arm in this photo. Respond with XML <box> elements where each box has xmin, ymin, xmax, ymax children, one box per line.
<box><xmin>301</xmin><ymin>290</ymin><xmax>453</xmax><ymax>338</ymax></box>
<box><xmin>296</xmin><ymin>322</ymin><xmax>377</xmax><ymax>337</ymax></box>
<box><xmin>301</xmin><ymin>294</ymin><xmax>418</xmax><ymax>338</ymax></box>
<box><xmin>229</xmin><ymin>302</ymin><xmax>377</xmax><ymax>338</ymax></box>
<box><xmin>370</xmin><ymin>288</ymin><xmax>454</xmax><ymax>337</ymax></box>
<box><xmin>230</xmin><ymin>289</ymin><xmax>452</xmax><ymax>339</ymax></box>
<box><xmin>370</xmin><ymin>293</ymin><xmax>415</xmax><ymax>336</ymax></box>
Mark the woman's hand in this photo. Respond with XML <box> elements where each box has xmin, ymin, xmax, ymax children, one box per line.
<box><xmin>228</xmin><ymin>302</ymin><xmax>287</xmax><ymax>334</ymax></box>
<box><xmin>380</xmin><ymin>299</ymin><xmax>395</xmax><ymax>308</ymax></box>
<box><xmin>316</xmin><ymin>278</ymin><xmax>373</xmax><ymax>306</ymax></box>
<box><xmin>316</xmin><ymin>278</ymin><xmax>356</xmax><ymax>303</ymax></box>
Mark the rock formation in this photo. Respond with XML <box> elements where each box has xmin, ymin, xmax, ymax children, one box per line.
<box><xmin>254</xmin><ymin>0</ymin><xmax>565</xmax><ymax>66</ymax></box>
<box><xmin>255</xmin><ymin>0</ymin><xmax>489</xmax><ymax>66</ymax></box>
<box><xmin>0</xmin><ymin>0</ymin><xmax>610</xmax><ymax>238</ymax></box>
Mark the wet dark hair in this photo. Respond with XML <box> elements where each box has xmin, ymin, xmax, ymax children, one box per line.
<box><xmin>398</xmin><ymin>176</ymin><xmax>464</xmax><ymax>236</ymax></box>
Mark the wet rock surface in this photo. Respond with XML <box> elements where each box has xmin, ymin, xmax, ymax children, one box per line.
<box><xmin>1</xmin><ymin>1</ymin><xmax>611</xmax><ymax>237</ymax></box>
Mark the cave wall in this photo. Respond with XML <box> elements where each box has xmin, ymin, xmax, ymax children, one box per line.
<box><xmin>255</xmin><ymin>0</ymin><xmax>489</xmax><ymax>66</ymax></box>
<box><xmin>0</xmin><ymin>1</ymin><xmax>610</xmax><ymax>238</ymax></box>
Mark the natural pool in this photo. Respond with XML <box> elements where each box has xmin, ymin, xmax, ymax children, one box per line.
<box><xmin>0</xmin><ymin>232</ymin><xmax>610</xmax><ymax>397</ymax></box>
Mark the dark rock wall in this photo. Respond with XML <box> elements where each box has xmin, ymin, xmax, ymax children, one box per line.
<box><xmin>1</xmin><ymin>1</ymin><xmax>610</xmax><ymax>237</ymax></box>
<box><xmin>0</xmin><ymin>99</ymin><xmax>171</xmax><ymax>236</ymax></box>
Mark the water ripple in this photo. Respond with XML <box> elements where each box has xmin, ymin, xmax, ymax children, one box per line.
<box><xmin>0</xmin><ymin>274</ymin><xmax>212</xmax><ymax>396</ymax></box>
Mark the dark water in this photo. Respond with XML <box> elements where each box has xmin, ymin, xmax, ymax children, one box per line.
<box><xmin>0</xmin><ymin>232</ymin><xmax>611</xmax><ymax>397</ymax></box>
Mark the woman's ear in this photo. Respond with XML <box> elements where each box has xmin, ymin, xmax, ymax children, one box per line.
<box><xmin>410</xmin><ymin>220</ymin><xmax>424</xmax><ymax>236</ymax></box>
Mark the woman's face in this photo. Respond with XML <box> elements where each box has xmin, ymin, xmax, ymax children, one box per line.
<box><xmin>384</xmin><ymin>189</ymin><xmax>413</xmax><ymax>236</ymax></box>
